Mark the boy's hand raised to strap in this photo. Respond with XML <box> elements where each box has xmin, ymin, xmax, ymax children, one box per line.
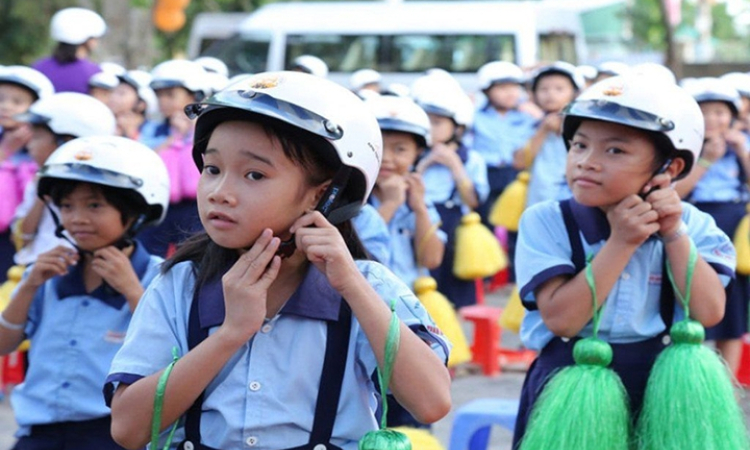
<box><xmin>291</xmin><ymin>211</ymin><xmax>361</xmax><ymax>294</ymax></box>
<box><xmin>642</xmin><ymin>173</ymin><xmax>683</xmax><ymax>238</ymax></box>
<box><xmin>26</xmin><ymin>246</ymin><xmax>79</xmax><ymax>288</ymax></box>
<box><xmin>220</xmin><ymin>229</ymin><xmax>281</xmax><ymax>343</ymax></box>
<box><xmin>607</xmin><ymin>195</ymin><xmax>661</xmax><ymax>248</ymax></box>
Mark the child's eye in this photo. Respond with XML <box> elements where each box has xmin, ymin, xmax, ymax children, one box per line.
<box><xmin>88</xmin><ymin>202</ymin><xmax>102</xmax><ymax>209</ymax></box>
<box><xmin>569</xmin><ymin>141</ymin><xmax>585</xmax><ymax>151</ymax></box>
<box><xmin>606</xmin><ymin>147</ymin><xmax>624</xmax><ymax>154</ymax></box>
<box><xmin>203</xmin><ymin>165</ymin><xmax>220</xmax><ymax>175</ymax></box>
<box><xmin>246</xmin><ymin>171</ymin><xmax>265</xmax><ymax>181</ymax></box>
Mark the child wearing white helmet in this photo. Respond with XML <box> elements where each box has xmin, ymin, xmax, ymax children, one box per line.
<box><xmin>108</xmin><ymin>70</ymin><xmax>158</xmax><ymax>140</ymax></box>
<box><xmin>105</xmin><ymin>71</ymin><xmax>451</xmax><ymax>450</ymax></box>
<box><xmin>350</xmin><ymin>69</ymin><xmax>382</xmax><ymax>98</ymax></box>
<box><xmin>721</xmin><ymin>71</ymin><xmax>750</xmax><ymax>135</ymax></box>
<box><xmin>472</xmin><ymin>61</ymin><xmax>537</xmax><ymax>226</ymax></box>
<box><xmin>520</xmin><ymin>61</ymin><xmax>583</xmax><ymax>208</ymax></box>
<box><xmin>413</xmin><ymin>72</ymin><xmax>490</xmax><ymax>308</ymax></box>
<box><xmin>88</xmin><ymin>71</ymin><xmax>120</xmax><ymax>105</ymax></box>
<box><xmin>12</xmin><ymin>92</ymin><xmax>117</xmax><ymax>267</ymax></box>
<box><xmin>33</xmin><ymin>7</ymin><xmax>107</xmax><ymax>94</ymax></box>
<box><xmin>513</xmin><ymin>74</ymin><xmax>734</xmax><ymax>447</ymax></box>
<box><xmin>0</xmin><ymin>66</ymin><xmax>55</xmax><ymax>282</ymax></box>
<box><xmin>0</xmin><ymin>136</ymin><xmax>168</xmax><ymax>450</ymax></box>
<box><xmin>290</xmin><ymin>54</ymin><xmax>329</xmax><ymax>78</ymax></box>
<box><xmin>137</xmin><ymin>59</ymin><xmax>209</xmax><ymax>257</ymax></box>
<box><xmin>673</xmin><ymin>77</ymin><xmax>749</xmax><ymax>374</ymax></box>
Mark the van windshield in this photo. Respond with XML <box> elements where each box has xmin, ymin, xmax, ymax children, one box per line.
<box><xmin>202</xmin><ymin>34</ymin><xmax>271</xmax><ymax>75</ymax></box>
<box><xmin>284</xmin><ymin>34</ymin><xmax>516</xmax><ymax>73</ymax></box>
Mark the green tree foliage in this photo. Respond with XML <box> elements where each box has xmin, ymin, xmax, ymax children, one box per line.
<box><xmin>0</xmin><ymin>0</ymin><xmax>78</xmax><ymax>65</ymax></box>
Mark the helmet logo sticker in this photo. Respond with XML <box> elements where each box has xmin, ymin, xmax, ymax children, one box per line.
<box><xmin>603</xmin><ymin>84</ymin><xmax>624</xmax><ymax>96</ymax></box>
<box><xmin>74</xmin><ymin>149</ymin><xmax>94</xmax><ymax>161</ymax></box>
<box><xmin>368</xmin><ymin>142</ymin><xmax>381</xmax><ymax>165</ymax></box>
<box><xmin>249</xmin><ymin>75</ymin><xmax>280</xmax><ymax>90</ymax></box>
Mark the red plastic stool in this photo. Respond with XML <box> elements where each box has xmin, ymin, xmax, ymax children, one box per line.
<box><xmin>2</xmin><ymin>350</ymin><xmax>26</xmax><ymax>391</ymax></box>
<box><xmin>736</xmin><ymin>334</ymin><xmax>750</xmax><ymax>387</ymax></box>
<box><xmin>460</xmin><ymin>304</ymin><xmax>503</xmax><ymax>376</ymax></box>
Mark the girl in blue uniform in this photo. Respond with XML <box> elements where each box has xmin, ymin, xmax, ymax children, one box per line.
<box><xmin>105</xmin><ymin>71</ymin><xmax>452</xmax><ymax>450</ymax></box>
<box><xmin>0</xmin><ymin>136</ymin><xmax>169</xmax><ymax>450</ymax></box>
<box><xmin>675</xmin><ymin>78</ymin><xmax>750</xmax><ymax>374</ymax></box>
<box><xmin>414</xmin><ymin>73</ymin><xmax>490</xmax><ymax>308</ymax></box>
<box><xmin>512</xmin><ymin>74</ymin><xmax>735</xmax><ymax>448</ymax></box>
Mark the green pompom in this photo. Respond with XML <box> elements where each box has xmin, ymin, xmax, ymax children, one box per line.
<box><xmin>636</xmin><ymin>321</ymin><xmax>750</xmax><ymax>450</ymax></box>
<box><xmin>520</xmin><ymin>361</ymin><xmax>630</xmax><ymax>450</ymax></box>
<box><xmin>359</xmin><ymin>429</ymin><xmax>412</xmax><ymax>450</ymax></box>
<box><xmin>573</xmin><ymin>337</ymin><xmax>613</xmax><ymax>367</ymax></box>
<box><xmin>669</xmin><ymin>320</ymin><xmax>705</xmax><ymax>344</ymax></box>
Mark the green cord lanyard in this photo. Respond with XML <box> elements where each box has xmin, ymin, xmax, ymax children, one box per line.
<box><xmin>584</xmin><ymin>258</ymin><xmax>604</xmax><ymax>338</ymax></box>
<box><xmin>665</xmin><ymin>241</ymin><xmax>698</xmax><ymax>318</ymax></box>
<box><xmin>151</xmin><ymin>347</ymin><xmax>181</xmax><ymax>450</ymax></box>
<box><xmin>377</xmin><ymin>299</ymin><xmax>401</xmax><ymax>430</ymax></box>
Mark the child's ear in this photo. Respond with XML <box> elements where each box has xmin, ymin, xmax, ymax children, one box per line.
<box><xmin>309</xmin><ymin>181</ymin><xmax>331</xmax><ymax>211</ymax></box>
<box><xmin>666</xmin><ymin>157</ymin><xmax>686</xmax><ymax>178</ymax></box>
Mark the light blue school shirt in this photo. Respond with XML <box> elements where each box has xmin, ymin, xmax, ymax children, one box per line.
<box><xmin>138</xmin><ymin>119</ymin><xmax>170</xmax><ymax>151</ymax></box>
<box><xmin>11</xmin><ymin>243</ymin><xmax>162</xmax><ymax>436</ymax></box>
<box><xmin>526</xmin><ymin>132</ymin><xmax>572</xmax><ymax>207</ymax></box>
<box><xmin>368</xmin><ymin>196</ymin><xmax>447</xmax><ymax>290</ymax></box>
<box><xmin>422</xmin><ymin>147</ymin><xmax>490</xmax><ymax>214</ymax></box>
<box><xmin>515</xmin><ymin>199</ymin><xmax>735</xmax><ymax>351</ymax></box>
<box><xmin>689</xmin><ymin>151</ymin><xmax>749</xmax><ymax>203</ymax></box>
<box><xmin>471</xmin><ymin>106</ymin><xmax>537</xmax><ymax>168</ymax></box>
<box><xmin>352</xmin><ymin>203</ymin><xmax>391</xmax><ymax>265</ymax></box>
<box><xmin>105</xmin><ymin>260</ymin><xmax>450</xmax><ymax>450</ymax></box>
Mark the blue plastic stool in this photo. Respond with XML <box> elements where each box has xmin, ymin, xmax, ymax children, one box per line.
<box><xmin>448</xmin><ymin>398</ymin><xmax>520</xmax><ymax>450</ymax></box>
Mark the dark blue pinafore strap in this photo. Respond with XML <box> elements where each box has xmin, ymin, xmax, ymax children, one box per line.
<box><xmin>179</xmin><ymin>285</ymin><xmax>352</xmax><ymax>450</ymax></box>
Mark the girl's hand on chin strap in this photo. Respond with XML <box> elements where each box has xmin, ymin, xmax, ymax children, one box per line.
<box><xmin>291</xmin><ymin>211</ymin><xmax>361</xmax><ymax>293</ymax></box>
<box><xmin>607</xmin><ymin>195</ymin><xmax>661</xmax><ymax>248</ymax></box>
<box><xmin>220</xmin><ymin>229</ymin><xmax>281</xmax><ymax>343</ymax></box>
<box><xmin>642</xmin><ymin>174</ymin><xmax>683</xmax><ymax>238</ymax></box>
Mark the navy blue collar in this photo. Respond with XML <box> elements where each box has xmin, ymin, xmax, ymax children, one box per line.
<box><xmin>55</xmin><ymin>240</ymin><xmax>151</xmax><ymax>309</ymax></box>
<box><xmin>197</xmin><ymin>265</ymin><xmax>342</xmax><ymax>329</ymax></box>
<box><xmin>568</xmin><ymin>198</ymin><xmax>610</xmax><ymax>245</ymax></box>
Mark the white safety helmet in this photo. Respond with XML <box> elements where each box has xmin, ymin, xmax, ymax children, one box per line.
<box><xmin>720</xmin><ymin>72</ymin><xmax>750</xmax><ymax>98</ymax></box>
<box><xmin>687</xmin><ymin>77</ymin><xmax>742</xmax><ymax>118</ymax></box>
<box><xmin>185</xmin><ymin>71</ymin><xmax>382</xmax><ymax>224</ymax></box>
<box><xmin>16</xmin><ymin>92</ymin><xmax>116</xmax><ymax>138</ymax></box>
<box><xmin>118</xmin><ymin>70</ymin><xmax>159</xmax><ymax>118</ymax></box>
<box><xmin>291</xmin><ymin>55</ymin><xmax>329</xmax><ymax>78</ymax></box>
<box><xmin>194</xmin><ymin>56</ymin><xmax>229</xmax><ymax>78</ymax></box>
<box><xmin>562</xmin><ymin>74</ymin><xmax>704</xmax><ymax>180</ymax></box>
<box><xmin>0</xmin><ymin>66</ymin><xmax>55</xmax><ymax>100</ymax></box>
<box><xmin>150</xmin><ymin>59</ymin><xmax>208</xmax><ymax>99</ymax></box>
<box><xmin>88</xmin><ymin>71</ymin><xmax>119</xmax><ymax>90</ymax></box>
<box><xmin>630</xmin><ymin>62</ymin><xmax>676</xmax><ymax>85</ymax></box>
<box><xmin>50</xmin><ymin>8</ymin><xmax>107</xmax><ymax>46</ymax></box>
<box><xmin>531</xmin><ymin>61</ymin><xmax>585</xmax><ymax>91</ymax></box>
<box><xmin>38</xmin><ymin>136</ymin><xmax>170</xmax><ymax>227</ymax></box>
<box><xmin>203</xmin><ymin>72</ymin><xmax>230</xmax><ymax>97</ymax></box>
<box><xmin>477</xmin><ymin>61</ymin><xmax>525</xmax><ymax>90</ymax></box>
<box><xmin>596</xmin><ymin>61</ymin><xmax>630</xmax><ymax>78</ymax></box>
<box><xmin>366</xmin><ymin>94</ymin><xmax>432</xmax><ymax>148</ymax></box>
<box><xmin>99</xmin><ymin>62</ymin><xmax>126</xmax><ymax>77</ymax></box>
<box><xmin>350</xmin><ymin>69</ymin><xmax>382</xmax><ymax>91</ymax></box>
<box><xmin>382</xmin><ymin>83</ymin><xmax>410</xmax><ymax>98</ymax></box>
<box><xmin>576</xmin><ymin>65</ymin><xmax>598</xmax><ymax>82</ymax></box>
<box><xmin>413</xmin><ymin>73</ymin><xmax>474</xmax><ymax>127</ymax></box>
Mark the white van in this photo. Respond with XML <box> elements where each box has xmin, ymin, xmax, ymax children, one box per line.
<box><xmin>188</xmin><ymin>0</ymin><xmax>614</xmax><ymax>91</ymax></box>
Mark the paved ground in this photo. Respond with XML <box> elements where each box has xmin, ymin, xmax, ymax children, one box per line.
<box><xmin>0</xmin><ymin>285</ymin><xmax>747</xmax><ymax>450</ymax></box>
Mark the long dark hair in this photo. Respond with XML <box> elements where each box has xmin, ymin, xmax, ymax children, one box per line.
<box><xmin>52</xmin><ymin>43</ymin><xmax>79</xmax><ymax>64</ymax></box>
<box><xmin>162</xmin><ymin>111</ymin><xmax>370</xmax><ymax>289</ymax></box>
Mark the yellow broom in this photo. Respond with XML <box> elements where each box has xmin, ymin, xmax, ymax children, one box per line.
<box><xmin>453</xmin><ymin>212</ymin><xmax>507</xmax><ymax>280</ymax></box>
<box><xmin>499</xmin><ymin>285</ymin><xmax>524</xmax><ymax>334</ymax></box>
<box><xmin>414</xmin><ymin>276</ymin><xmax>472</xmax><ymax>367</ymax></box>
<box><xmin>488</xmin><ymin>171</ymin><xmax>530</xmax><ymax>232</ymax></box>
<box><xmin>0</xmin><ymin>266</ymin><xmax>30</xmax><ymax>351</ymax></box>
<box><xmin>734</xmin><ymin>206</ymin><xmax>750</xmax><ymax>275</ymax></box>
<box><xmin>392</xmin><ymin>427</ymin><xmax>445</xmax><ymax>450</ymax></box>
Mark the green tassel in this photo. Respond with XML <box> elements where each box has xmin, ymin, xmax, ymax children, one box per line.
<box><xmin>636</xmin><ymin>242</ymin><xmax>750</xmax><ymax>450</ymax></box>
<box><xmin>359</xmin><ymin>429</ymin><xmax>412</xmax><ymax>450</ymax></box>
<box><xmin>635</xmin><ymin>321</ymin><xmax>750</xmax><ymax>450</ymax></box>
<box><xmin>519</xmin><ymin>338</ymin><xmax>631</xmax><ymax>450</ymax></box>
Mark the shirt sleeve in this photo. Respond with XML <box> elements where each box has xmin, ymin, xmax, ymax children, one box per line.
<box><xmin>466</xmin><ymin>151</ymin><xmax>490</xmax><ymax>204</ymax></box>
<box><xmin>515</xmin><ymin>201</ymin><xmax>577</xmax><ymax>308</ymax></box>
<box><xmin>104</xmin><ymin>265</ymin><xmax>194</xmax><ymax>406</ymax></box>
<box><xmin>683</xmin><ymin>203</ymin><xmax>736</xmax><ymax>286</ymax></box>
<box><xmin>353</xmin><ymin>261</ymin><xmax>451</xmax><ymax>377</ymax></box>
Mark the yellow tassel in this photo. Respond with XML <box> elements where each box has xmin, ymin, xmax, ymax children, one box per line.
<box><xmin>734</xmin><ymin>210</ymin><xmax>750</xmax><ymax>275</ymax></box>
<box><xmin>0</xmin><ymin>266</ymin><xmax>30</xmax><ymax>352</ymax></box>
<box><xmin>499</xmin><ymin>286</ymin><xmax>524</xmax><ymax>334</ymax></box>
<box><xmin>414</xmin><ymin>276</ymin><xmax>472</xmax><ymax>367</ymax></box>
<box><xmin>488</xmin><ymin>171</ymin><xmax>530</xmax><ymax>231</ymax></box>
<box><xmin>391</xmin><ymin>427</ymin><xmax>445</xmax><ymax>450</ymax></box>
<box><xmin>453</xmin><ymin>212</ymin><xmax>507</xmax><ymax>280</ymax></box>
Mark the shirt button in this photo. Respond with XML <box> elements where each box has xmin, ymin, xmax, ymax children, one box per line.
<box><xmin>70</xmin><ymin>340</ymin><xmax>77</xmax><ymax>346</ymax></box>
<box><xmin>249</xmin><ymin>381</ymin><xmax>261</xmax><ymax>391</ymax></box>
<box><xmin>662</xmin><ymin>335</ymin><xmax>672</xmax><ymax>346</ymax></box>
<box><xmin>62</xmin><ymin>382</ymin><xmax>70</xmax><ymax>388</ymax></box>
<box><xmin>184</xmin><ymin>441</ymin><xmax>195</xmax><ymax>450</ymax></box>
<box><xmin>246</xmin><ymin>436</ymin><xmax>258</xmax><ymax>446</ymax></box>
<box><xmin>622</xmin><ymin>272</ymin><xmax>631</xmax><ymax>280</ymax></box>
<box><xmin>261</xmin><ymin>324</ymin><xmax>273</xmax><ymax>333</ymax></box>
<box><xmin>82</xmin><ymin>300</ymin><xmax>90</xmax><ymax>307</ymax></box>
<box><xmin>314</xmin><ymin>444</ymin><xmax>327</xmax><ymax>450</ymax></box>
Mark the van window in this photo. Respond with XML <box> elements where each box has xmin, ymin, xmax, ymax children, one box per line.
<box><xmin>204</xmin><ymin>34</ymin><xmax>271</xmax><ymax>75</ymax></box>
<box><xmin>284</xmin><ymin>34</ymin><xmax>516</xmax><ymax>74</ymax></box>
<box><xmin>539</xmin><ymin>33</ymin><xmax>577</xmax><ymax>64</ymax></box>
